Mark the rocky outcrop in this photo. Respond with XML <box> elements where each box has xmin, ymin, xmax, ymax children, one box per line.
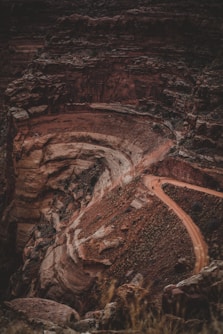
<box><xmin>162</xmin><ymin>261</ymin><xmax>223</xmax><ymax>321</ymax></box>
<box><xmin>8</xmin><ymin>114</ymin><xmax>183</xmax><ymax>309</ymax></box>
<box><xmin>150</xmin><ymin>157</ymin><xmax>222</xmax><ymax>189</ymax></box>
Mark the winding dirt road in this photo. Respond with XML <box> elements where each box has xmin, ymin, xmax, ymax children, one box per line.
<box><xmin>143</xmin><ymin>175</ymin><xmax>223</xmax><ymax>274</ymax></box>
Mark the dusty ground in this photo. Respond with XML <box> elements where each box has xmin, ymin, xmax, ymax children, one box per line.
<box><xmin>77</xmin><ymin>176</ymin><xmax>195</xmax><ymax>311</ymax></box>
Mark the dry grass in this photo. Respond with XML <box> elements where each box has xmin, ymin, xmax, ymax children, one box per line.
<box><xmin>94</xmin><ymin>276</ymin><xmax>223</xmax><ymax>334</ymax></box>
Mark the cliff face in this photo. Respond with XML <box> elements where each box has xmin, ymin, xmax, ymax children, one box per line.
<box><xmin>0</xmin><ymin>0</ymin><xmax>223</xmax><ymax>331</ymax></box>
<box><xmin>3</xmin><ymin>1</ymin><xmax>223</xmax><ymax>164</ymax></box>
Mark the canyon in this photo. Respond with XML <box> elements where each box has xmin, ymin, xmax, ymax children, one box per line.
<box><xmin>0</xmin><ymin>0</ymin><xmax>223</xmax><ymax>332</ymax></box>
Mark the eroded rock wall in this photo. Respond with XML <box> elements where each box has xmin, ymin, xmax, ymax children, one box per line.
<box><xmin>4</xmin><ymin>1</ymin><xmax>223</xmax><ymax>166</ymax></box>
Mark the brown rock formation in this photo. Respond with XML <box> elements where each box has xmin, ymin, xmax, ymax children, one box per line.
<box><xmin>162</xmin><ymin>260</ymin><xmax>223</xmax><ymax>321</ymax></box>
<box><xmin>0</xmin><ymin>0</ymin><xmax>223</xmax><ymax>332</ymax></box>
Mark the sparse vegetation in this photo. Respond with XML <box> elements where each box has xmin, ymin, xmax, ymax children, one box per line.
<box><xmin>163</xmin><ymin>184</ymin><xmax>223</xmax><ymax>261</ymax></box>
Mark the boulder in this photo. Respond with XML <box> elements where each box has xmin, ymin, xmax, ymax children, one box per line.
<box><xmin>5</xmin><ymin>298</ymin><xmax>80</xmax><ymax>326</ymax></box>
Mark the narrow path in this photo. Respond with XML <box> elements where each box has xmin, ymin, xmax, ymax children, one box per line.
<box><xmin>143</xmin><ymin>175</ymin><xmax>215</xmax><ymax>273</ymax></box>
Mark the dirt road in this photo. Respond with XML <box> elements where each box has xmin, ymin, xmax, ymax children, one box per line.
<box><xmin>143</xmin><ymin>175</ymin><xmax>223</xmax><ymax>273</ymax></box>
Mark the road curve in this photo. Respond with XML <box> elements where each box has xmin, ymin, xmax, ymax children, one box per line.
<box><xmin>143</xmin><ymin>175</ymin><xmax>213</xmax><ymax>274</ymax></box>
